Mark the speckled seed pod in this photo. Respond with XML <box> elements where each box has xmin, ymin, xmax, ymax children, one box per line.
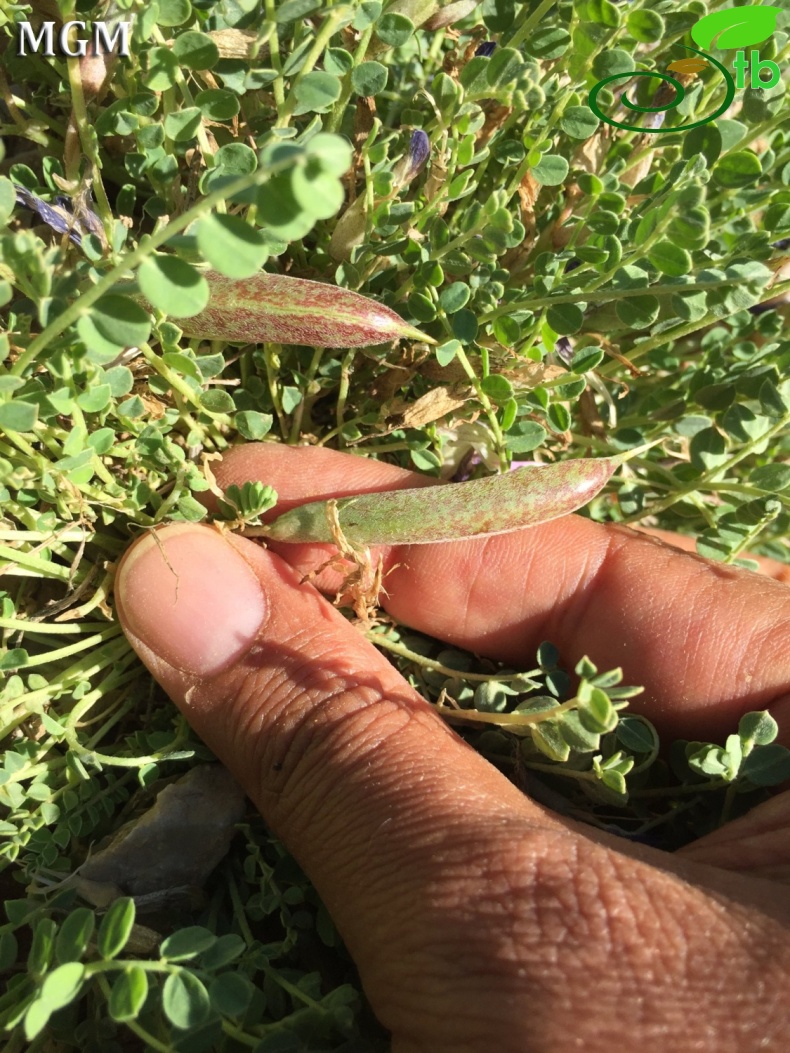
<box><xmin>178</xmin><ymin>270</ymin><xmax>435</xmax><ymax>347</ymax></box>
<box><xmin>264</xmin><ymin>454</ymin><xmax>629</xmax><ymax>546</ymax></box>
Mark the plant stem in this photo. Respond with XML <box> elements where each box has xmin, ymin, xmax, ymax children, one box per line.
<box><xmin>277</xmin><ymin>6</ymin><xmax>354</xmax><ymax>128</ymax></box>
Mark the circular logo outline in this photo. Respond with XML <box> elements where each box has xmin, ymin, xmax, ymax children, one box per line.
<box><xmin>588</xmin><ymin>45</ymin><xmax>736</xmax><ymax>133</ymax></box>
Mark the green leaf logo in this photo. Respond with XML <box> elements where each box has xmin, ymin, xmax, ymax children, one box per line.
<box><xmin>692</xmin><ymin>5</ymin><xmax>779</xmax><ymax>50</ymax></box>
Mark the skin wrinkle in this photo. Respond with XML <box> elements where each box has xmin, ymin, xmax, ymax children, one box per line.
<box><xmin>456</xmin><ymin>535</ymin><xmax>514</xmax><ymax>640</ymax></box>
<box><xmin>549</xmin><ymin>526</ymin><xmax>621</xmax><ymax>656</ymax></box>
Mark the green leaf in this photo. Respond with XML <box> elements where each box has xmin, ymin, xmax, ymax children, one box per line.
<box><xmin>157</xmin><ymin>0</ymin><xmax>192</xmax><ymax>27</ymax></box>
<box><xmin>77</xmin><ymin>383</ymin><xmax>112</xmax><ymax>413</ymax></box>
<box><xmin>161</xmin><ymin>926</ymin><xmax>217</xmax><ymax>962</ymax></box>
<box><xmin>325</xmin><ymin>47</ymin><xmax>354</xmax><ymax>75</ymax></box>
<box><xmin>669</xmin><ymin>206</ymin><xmax>710</xmax><ymax>249</ymax></box>
<box><xmin>28</xmin><ymin>918</ymin><xmax>56</xmax><ymax>978</ymax></box>
<box><xmin>547</xmin><ymin>303</ymin><xmax>584</xmax><ymax>335</ymax></box>
<box><xmin>291</xmin><ymin>158</ymin><xmax>344</xmax><ymax>220</ymax></box>
<box><xmin>195</xmin><ymin>89</ymin><xmax>240</xmax><ymax>122</ymax></box>
<box><xmin>39</xmin><ymin>963</ymin><xmax>85</xmax><ymax>1012</ymax></box>
<box><xmin>647</xmin><ymin>241</ymin><xmax>691</xmax><ymax>277</ymax></box>
<box><xmin>97</xmin><ymin>898</ymin><xmax>135</xmax><ymax>960</ymax></box>
<box><xmin>682</xmin><ymin>123</ymin><xmax>722</xmax><ymax>167</ymax></box>
<box><xmin>235</xmin><ymin>410</ymin><xmax>274</xmax><ymax>440</ymax></box>
<box><xmin>435</xmin><ymin>339</ymin><xmax>460</xmax><ymax>366</ymax></box>
<box><xmin>578</xmin><ymin>687</ymin><xmax>618</xmax><ymax>734</ymax></box>
<box><xmin>711</xmin><ymin>151</ymin><xmax>762</xmax><ymax>189</ymax></box>
<box><xmin>559</xmin><ymin>710</ymin><xmax>600</xmax><ymax>752</ymax></box>
<box><xmin>208</xmin><ymin>972</ymin><xmax>254</xmax><ymax>1018</ymax></box>
<box><xmin>571</xmin><ymin>345</ymin><xmax>604</xmax><ymax>373</ymax></box>
<box><xmin>452</xmin><ymin>308</ymin><xmax>478</xmax><ymax>344</ymax></box>
<box><xmin>0</xmin><ymin>400</ymin><xmax>38</xmax><ymax>432</ymax></box>
<box><xmin>487</xmin><ymin>47</ymin><xmax>527</xmax><ymax>91</ymax></box>
<box><xmin>0</xmin><ymin>176</ymin><xmax>16</xmax><ymax>224</ymax></box>
<box><xmin>172</xmin><ymin>31</ymin><xmax>219</xmax><ymax>70</ymax></box>
<box><xmin>531</xmin><ymin>154</ymin><xmax>568</xmax><ymax>186</ymax></box>
<box><xmin>55</xmin><ymin>908</ymin><xmax>95</xmax><ymax>964</ymax></box>
<box><xmin>0</xmin><ymin>930</ymin><xmax>18</xmax><ymax>970</ymax></box>
<box><xmin>293</xmin><ymin>72</ymin><xmax>342</xmax><ymax>114</ymax></box>
<box><xmin>759</xmin><ymin>378</ymin><xmax>788</xmax><ymax>418</ymax></box>
<box><xmin>197</xmin><ymin>214</ymin><xmax>268</xmax><ymax>279</ymax></box>
<box><xmin>493</xmin><ymin>315</ymin><xmax>521</xmax><ymax>346</ymax></box>
<box><xmin>352</xmin><ymin>61</ymin><xmax>389</xmax><ymax>97</ymax></box>
<box><xmin>137</xmin><ymin>256</ymin><xmax>210</xmax><ymax>317</ymax></box>
<box><xmin>616</xmin><ymin>715</ymin><xmax>659</xmax><ymax>753</ymax></box>
<box><xmin>739</xmin><ymin>711</ymin><xmax>779</xmax><ymax>749</ymax></box>
<box><xmin>559</xmin><ymin>105</ymin><xmax>599</xmax><ymax>139</ymax></box>
<box><xmin>353</xmin><ymin>0</ymin><xmax>382</xmax><ymax>31</ymax></box>
<box><xmin>276</xmin><ymin>0</ymin><xmax>322</xmax><ymax>21</ymax></box>
<box><xmin>763</xmin><ymin>202</ymin><xmax>790</xmax><ymax>233</ymax></box>
<box><xmin>750</xmin><ymin>464</ymin><xmax>790</xmax><ymax>491</ymax></box>
<box><xmin>481</xmin><ymin>374</ymin><xmax>514</xmax><ymax>402</ymax></box>
<box><xmin>615</xmin><ymin>295</ymin><xmax>660</xmax><ymax>329</ymax></box>
<box><xmin>548</xmin><ymin>402</ymin><xmax>570</xmax><ymax>431</ymax></box>
<box><xmin>689</xmin><ymin>427</ymin><xmax>728</xmax><ymax>470</ymax></box>
<box><xmin>162</xmin><ymin>970</ymin><xmax>211</xmax><ymax>1029</ymax></box>
<box><xmin>164</xmin><ymin>107</ymin><xmax>202</xmax><ymax>142</ymax></box>
<box><xmin>200</xmin><ymin>933</ymin><xmax>246</xmax><ymax>970</ymax></box>
<box><xmin>740</xmin><ymin>744</ymin><xmax>790</xmax><ymax>786</ymax></box>
<box><xmin>526</xmin><ymin>26</ymin><xmax>571</xmax><ymax>60</ymax></box>
<box><xmin>627</xmin><ymin>10</ymin><xmax>664</xmax><ymax>43</ymax></box>
<box><xmin>80</xmin><ymin>295</ymin><xmax>151</xmax><ymax>352</ymax></box>
<box><xmin>599</xmin><ymin>768</ymin><xmax>627</xmax><ymax>795</ymax></box>
<box><xmin>692</xmin><ymin>6</ymin><xmax>779</xmax><ymax>50</ymax></box>
<box><xmin>672</xmin><ymin>290</ymin><xmax>708</xmax><ymax>321</ymax></box>
<box><xmin>531</xmin><ymin>720</ymin><xmax>571</xmax><ymax>762</ymax></box>
<box><xmin>24</xmin><ymin>1000</ymin><xmax>52</xmax><ymax>1041</ymax></box>
<box><xmin>408</xmin><ymin>290</ymin><xmax>437</xmax><ymax>322</ymax></box>
<box><xmin>687</xmin><ymin>743</ymin><xmax>729</xmax><ymax>778</ymax></box>
<box><xmin>376</xmin><ymin>13</ymin><xmax>414</xmax><ymax>47</ymax></box>
<box><xmin>439</xmin><ymin>282</ymin><xmax>471</xmax><ymax>314</ymax></box>
<box><xmin>305</xmin><ymin>133</ymin><xmax>353</xmax><ymax>177</ymax></box>
<box><xmin>582</xmin><ymin>0</ymin><xmax>621</xmax><ymax>27</ymax></box>
<box><xmin>506</xmin><ymin>421</ymin><xmax>547</xmax><ymax>454</ymax></box>
<box><xmin>108</xmin><ymin>966</ymin><xmax>149</xmax><ymax>1022</ymax></box>
<box><xmin>592</xmin><ymin>48</ymin><xmax>633</xmax><ymax>78</ymax></box>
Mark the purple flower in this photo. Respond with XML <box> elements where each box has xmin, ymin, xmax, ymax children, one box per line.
<box><xmin>405</xmin><ymin>129</ymin><xmax>430</xmax><ymax>180</ymax></box>
<box><xmin>555</xmin><ymin>337</ymin><xmax>574</xmax><ymax>365</ymax></box>
<box><xmin>13</xmin><ymin>183</ymin><xmax>103</xmax><ymax>246</ymax></box>
<box><xmin>15</xmin><ymin>185</ymin><xmax>83</xmax><ymax>245</ymax></box>
<box><xmin>475</xmin><ymin>41</ymin><xmax>497</xmax><ymax>58</ymax></box>
<box><xmin>393</xmin><ymin>129</ymin><xmax>431</xmax><ymax>187</ymax></box>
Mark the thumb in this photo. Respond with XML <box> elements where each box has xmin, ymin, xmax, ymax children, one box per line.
<box><xmin>112</xmin><ymin>524</ymin><xmax>558</xmax><ymax>1013</ymax></box>
<box><xmin>114</xmin><ymin>523</ymin><xmax>790</xmax><ymax>1053</ymax></box>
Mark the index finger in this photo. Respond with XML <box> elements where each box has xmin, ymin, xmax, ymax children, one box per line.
<box><xmin>209</xmin><ymin>444</ymin><xmax>790</xmax><ymax>745</ymax></box>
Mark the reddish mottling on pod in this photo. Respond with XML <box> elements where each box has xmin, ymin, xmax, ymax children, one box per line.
<box><xmin>176</xmin><ymin>270</ymin><xmax>435</xmax><ymax>348</ymax></box>
<box><xmin>79</xmin><ymin>41</ymin><xmax>115</xmax><ymax>99</ymax></box>
<box><xmin>262</xmin><ymin>448</ymin><xmax>657</xmax><ymax>547</ymax></box>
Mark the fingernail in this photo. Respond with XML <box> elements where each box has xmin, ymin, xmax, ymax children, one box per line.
<box><xmin>115</xmin><ymin>524</ymin><xmax>267</xmax><ymax>677</ymax></box>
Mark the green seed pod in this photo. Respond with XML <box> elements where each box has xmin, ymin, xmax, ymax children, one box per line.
<box><xmin>263</xmin><ymin>449</ymin><xmax>653</xmax><ymax>546</ymax></box>
<box><xmin>172</xmin><ymin>271</ymin><xmax>435</xmax><ymax>348</ymax></box>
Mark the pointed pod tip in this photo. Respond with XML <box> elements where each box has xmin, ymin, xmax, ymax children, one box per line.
<box><xmin>404</xmin><ymin>326</ymin><xmax>438</xmax><ymax>345</ymax></box>
<box><xmin>609</xmin><ymin>438</ymin><xmax>665</xmax><ymax>464</ymax></box>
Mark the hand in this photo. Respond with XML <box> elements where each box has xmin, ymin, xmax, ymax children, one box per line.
<box><xmin>114</xmin><ymin>444</ymin><xmax>790</xmax><ymax>1053</ymax></box>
